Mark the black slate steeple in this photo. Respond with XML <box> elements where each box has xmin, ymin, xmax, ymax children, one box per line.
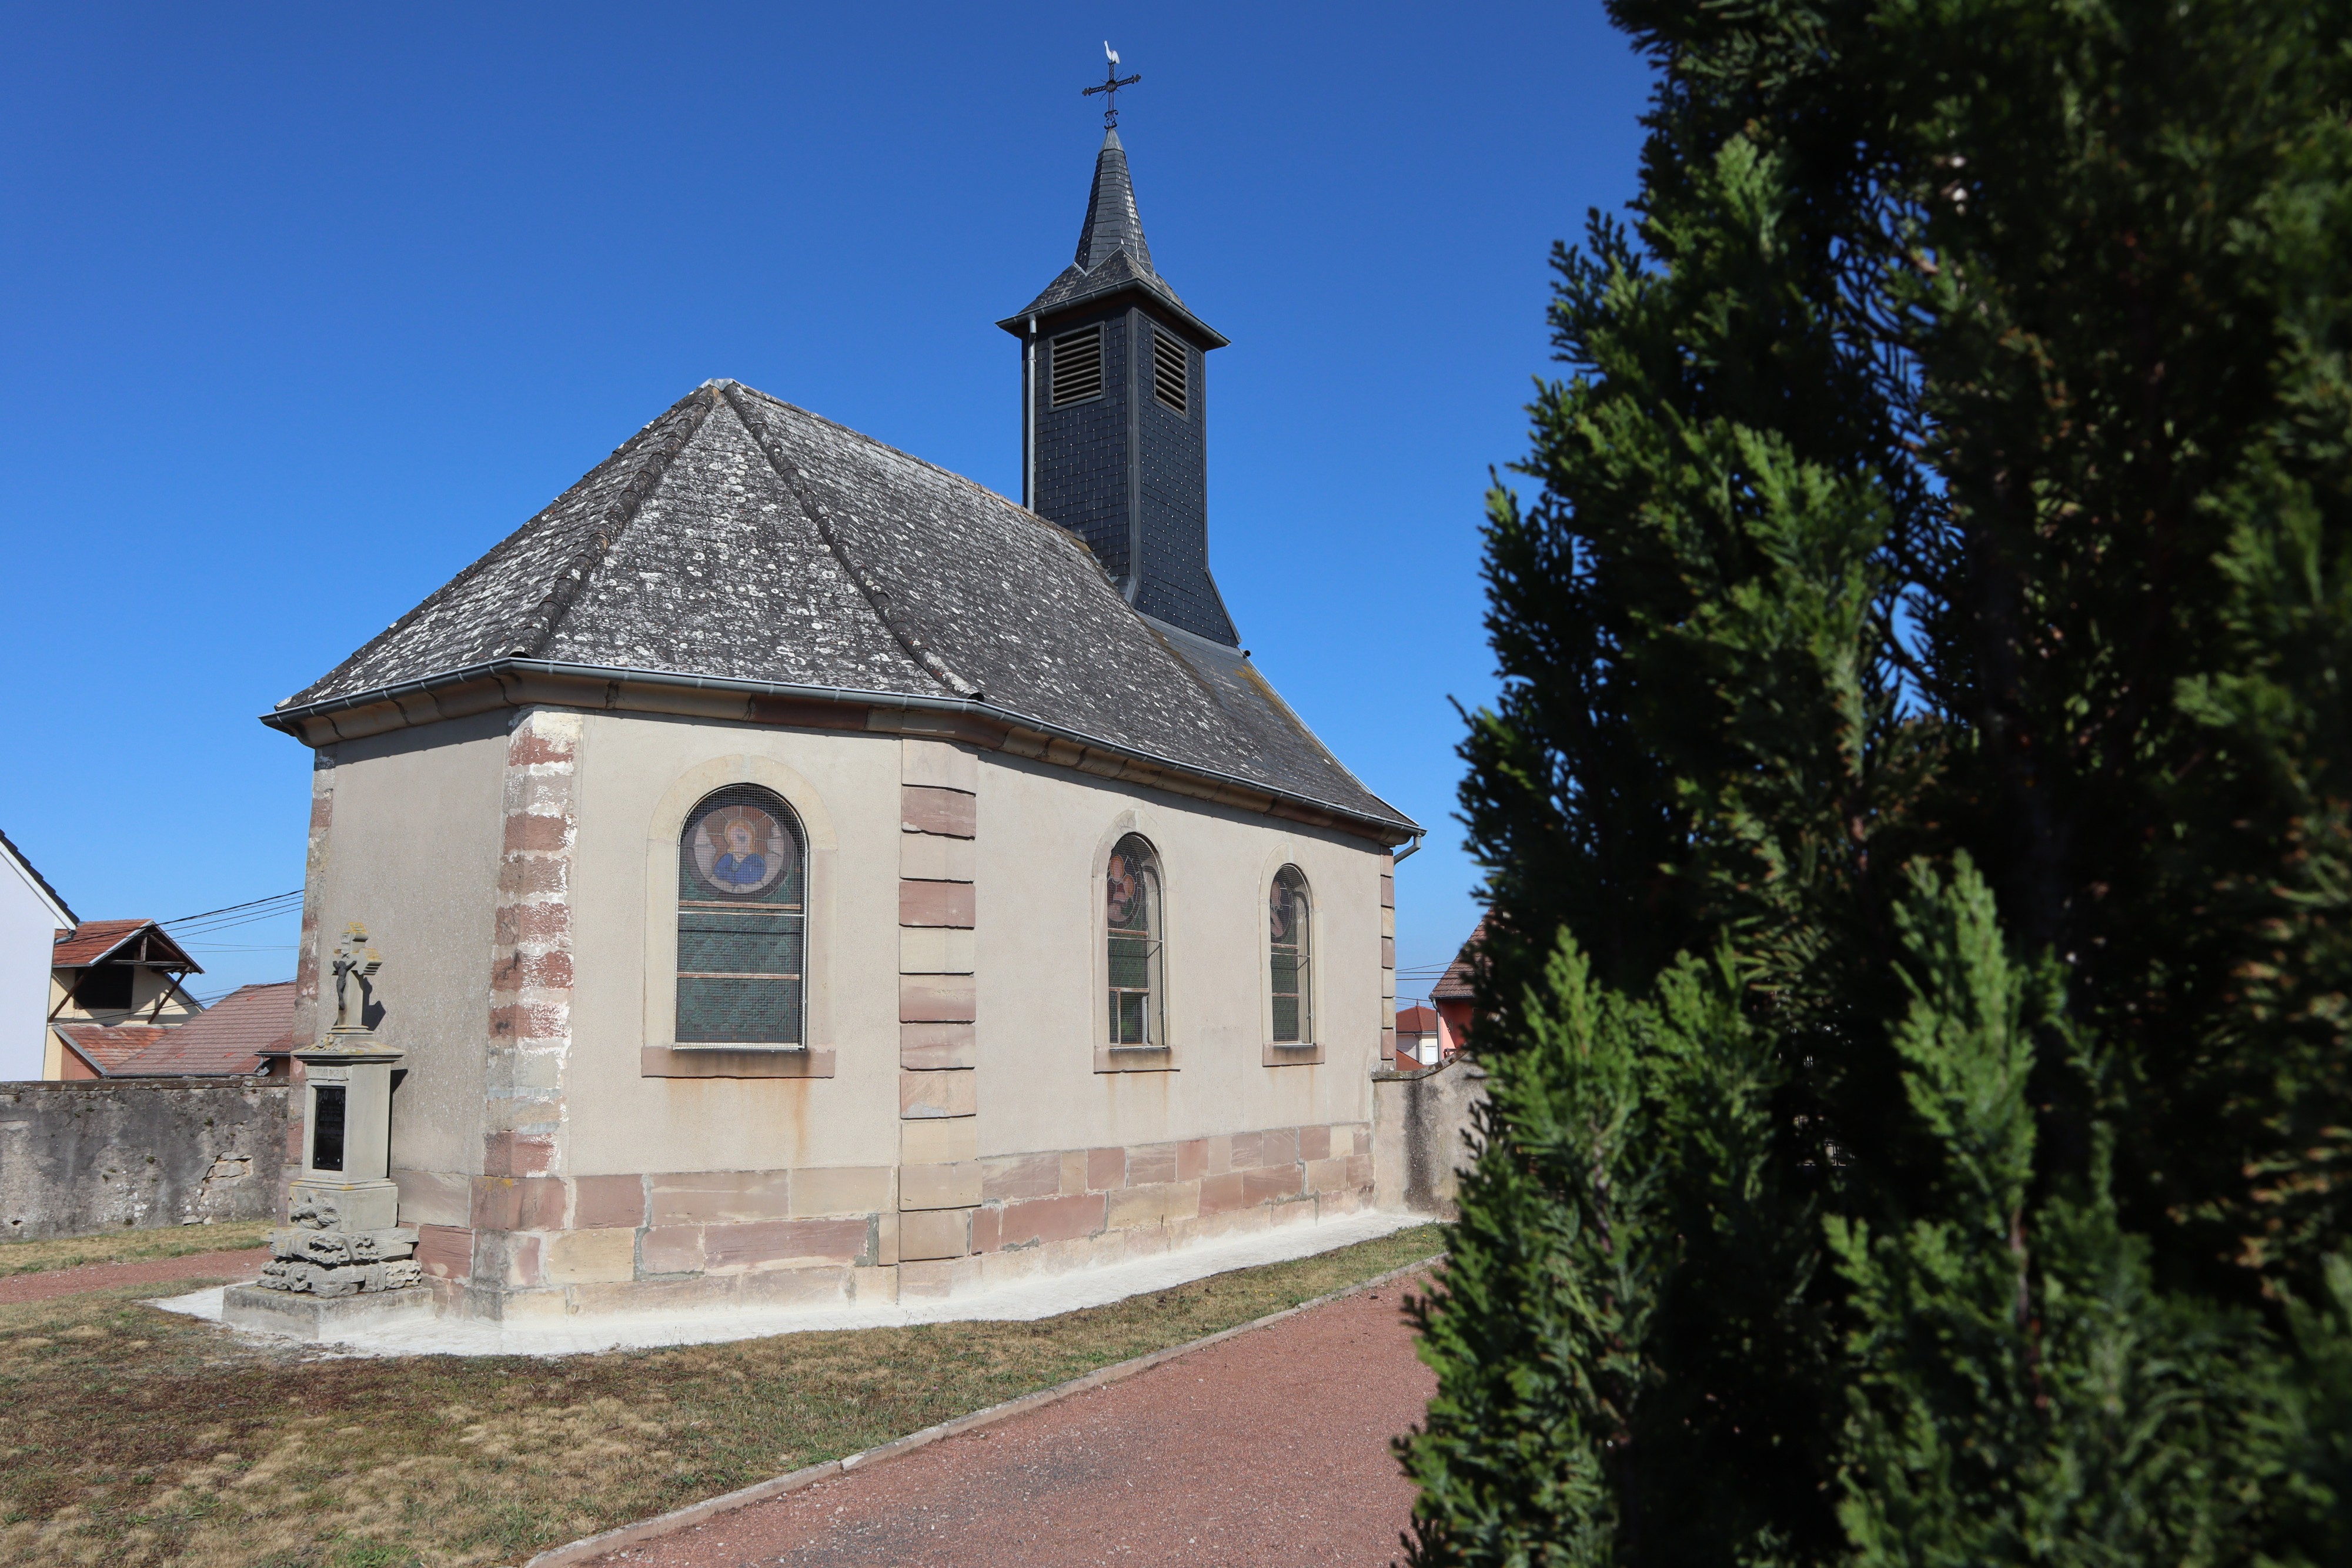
<box><xmin>1000</xmin><ymin>129</ymin><xmax>1237</xmax><ymax>646</ymax></box>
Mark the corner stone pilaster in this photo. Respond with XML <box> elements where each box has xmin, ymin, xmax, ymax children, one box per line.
<box><xmin>1380</xmin><ymin>855</ymin><xmax>1398</xmax><ymax>1064</ymax></box>
<box><xmin>896</xmin><ymin>738</ymin><xmax>981</xmax><ymax>1296</ymax></box>
<box><xmin>470</xmin><ymin>708</ymin><xmax>580</xmax><ymax>1299</ymax></box>
<box><xmin>281</xmin><ymin>745</ymin><xmax>338</xmax><ymax>1215</ymax></box>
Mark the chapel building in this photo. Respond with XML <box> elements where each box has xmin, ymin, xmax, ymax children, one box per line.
<box><xmin>267</xmin><ymin>127</ymin><xmax>1417</xmax><ymax>1317</ymax></box>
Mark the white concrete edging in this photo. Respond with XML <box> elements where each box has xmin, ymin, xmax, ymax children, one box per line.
<box><xmin>523</xmin><ymin>1251</ymin><xmax>1446</xmax><ymax>1568</ymax></box>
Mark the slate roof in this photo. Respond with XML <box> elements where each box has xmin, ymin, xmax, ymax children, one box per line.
<box><xmin>279</xmin><ymin>381</ymin><xmax>1414</xmax><ymax>837</ymax></box>
<box><xmin>998</xmin><ymin>129</ymin><xmax>1227</xmax><ymax>348</ymax></box>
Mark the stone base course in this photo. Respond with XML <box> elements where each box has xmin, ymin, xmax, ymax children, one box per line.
<box><xmin>380</xmin><ymin>1124</ymin><xmax>1371</xmax><ymax>1313</ymax></box>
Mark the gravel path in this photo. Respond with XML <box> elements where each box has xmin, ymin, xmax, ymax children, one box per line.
<box><xmin>589</xmin><ymin>1272</ymin><xmax>1435</xmax><ymax>1568</ymax></box>
<box><xmin>0</xmin><ymin>1247</ymin><xmax>268</xmax><ymax>1306</ymax></box>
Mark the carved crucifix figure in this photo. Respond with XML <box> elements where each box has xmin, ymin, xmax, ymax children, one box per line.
<box><xmin>329</xmin><ymin>922</ymin><xmax>382</xmax><ymax>1033</ymax></box>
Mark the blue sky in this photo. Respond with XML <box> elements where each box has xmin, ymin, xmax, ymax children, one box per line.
<box><xmin>0</xmin><ymin>3</ymin><xmax>1652</xmax><ymax>1005</ymax></box>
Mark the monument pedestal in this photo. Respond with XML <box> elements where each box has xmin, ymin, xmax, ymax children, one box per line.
<box><xmin>223</xmin><ymin>1282</ymin><xmax>435</xmax><ymax>1340</ymax></box>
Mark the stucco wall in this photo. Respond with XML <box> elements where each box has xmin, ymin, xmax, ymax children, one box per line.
<box><xmin>299</xmin><ymin>711</ymin><xmax>510</xmax><ymax>1178</ymax></box>
<box><xmin>0</xmin><ymin>1078</ymin><xmax>289</xmax><ymax>1239</ymax></box>
<box><xmin>563</xmin><ymin>710</ymin><xmax>906</xmax><ymax>1175</ymax></box>
<box><xmin>977</xmin><ymin>750</ymin><xmax>1384</xmax><ymax>1159</ymax></box>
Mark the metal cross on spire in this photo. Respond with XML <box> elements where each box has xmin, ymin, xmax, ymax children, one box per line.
<box><xmin>1083</xmin><ymin>41</ymin><xmax>1140</xmax><ymax>128</ymax></box>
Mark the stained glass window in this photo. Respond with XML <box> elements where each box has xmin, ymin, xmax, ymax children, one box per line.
<box><xmin>676</xmin><ymin>787</ymin><xmax>806</xmax><ymax>1045</ymax></box>
<box><xmin>1107</xmin><ymin>834</ymin><xmax>1162</xmax><ymax>1048</ymax></box>
<box><xmin>1269</xmin><ymin>867</ymin><xmax>1311</xmax><ymax>1044</ymax></box>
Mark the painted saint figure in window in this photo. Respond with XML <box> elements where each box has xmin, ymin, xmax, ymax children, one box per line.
<box><xmin>1269</xmin><ymin>866</ymin><xmax>1312</xmax><ymax>1044</ymax></box>
<box><xmin>675</xmin><ymin>787</ymin><xmax>806</xmax><ymax>1045</ymax></box>
<box><xmin>1107</xmin><ymin>835</ymin><xmax>1163</xmax><ymax>1047</ymax></box>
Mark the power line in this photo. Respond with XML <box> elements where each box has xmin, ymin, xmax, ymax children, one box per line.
<box><xmin>165</xmin><ymin>890</ymin><xmax>302</xmax><ymax>925</ymax></box>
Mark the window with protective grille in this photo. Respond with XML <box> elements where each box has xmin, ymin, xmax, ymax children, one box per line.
<box><xmin>1150</xmin><ymin>331</ymin><xmax>1188</xmax><ymax>415</ymax></box>
<box><xmin>1269</xmin><ymin>866</ymin><xmax>1312</xmax><ymax>1044</ymax></box>
<box><xmin>1050</xmin><ymin>325</ymin><xmax>1104</xmax><ymax>406</ymax></box>
<box><xmin>675</xmin><ymin>786</ymin><xmax>807</xmax><ymax>1045</ymax></box>
<box><xmin>1105</xmin><ymin>834</ymin><xmax>1164</xmax><ymax>1048</ymax></box>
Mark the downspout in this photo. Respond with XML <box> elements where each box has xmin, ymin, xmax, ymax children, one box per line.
<box><xmin>1392</xmin><ymin>831</ymin><xmax>1426</xmax><ymax>864</ymax></box>
<box><xmin>1024</xmin><ymin>316</ymin><xmax>1037</xmax><ymax>509</ymax></box>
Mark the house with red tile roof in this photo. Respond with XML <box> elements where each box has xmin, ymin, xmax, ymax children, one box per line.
<box><xmin>49</xmin><ymin>980</ymin><xmax>293</xmax><ymax>1080</ymax></box>
<box><xmin>42</xmin><ymin>919</ymin><xmax>206</xmax><ymax>1078</ymax></box>
<box><xmin>1430</xmin><ymin>917</ymin><xmax>1485</xmax><ymax>1060</ymax></box>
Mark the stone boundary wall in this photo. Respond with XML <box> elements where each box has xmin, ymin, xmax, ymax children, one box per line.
<box><xmin>0</xmin><ymin>1078</ymin><xmax>289</xmax><ymax>1241</ymax></box>
<box><xmin>1372</xmin><ymin>1058</ymin><xmax>1488</xmax><ymax>1219</ymax></box>
<box><xmin>390</xmin><ymin>1118</ymin><xmax>1374</xmax><ymax>1317</ymax></box>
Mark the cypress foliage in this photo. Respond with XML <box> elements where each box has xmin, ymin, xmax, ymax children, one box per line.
<box><xmin>1402</xmin><ymin>0</ymin><xmax>2352</xmax><ymax>1561</ymax></box>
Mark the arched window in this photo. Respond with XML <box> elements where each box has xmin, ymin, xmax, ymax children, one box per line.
<box><xmin>1106</xmin><ymin>835</ymin><xmax>1163</xmax><ymax>1048</ymax></box>
<box><xmin>676</xmin><ymin>786</ymin><xmax>807</xmax><ymax>1045</ymax></box>
<box><xmin>1269</xmin><ymin>867</ymin><xmax>1312</xmax><ymax>1044</ymax></box>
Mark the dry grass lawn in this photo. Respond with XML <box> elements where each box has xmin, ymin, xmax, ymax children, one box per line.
<box><xmin>0</xmin><ymin>1222</ymin><xmax>1445</xmax><ymax>1568</ymax></box>
<box><xmin>0</xmin><ymin>1222</ymin><xmax>276</xmax><ymax>1278</ymax></box>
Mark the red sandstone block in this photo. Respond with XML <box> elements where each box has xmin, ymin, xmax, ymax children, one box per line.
<box><xmin>995</xmin><ymin>1192</ymin><xmax>1107</xmax><ymax>1249</ymax></box>
<box><xmin>416</xmin><ymin>1224</ymin><xmax>475</xmax><ymax>1280</ymax></box>
<box><xmin>506</xmin><ymin>732</ymin><xmax>576</xmax><ymax>767</ymax></box>
<box><xmin>479</xmin><ymin>1229</ymin><xmax>544</xmax><ymax>1288</ymax></box>
<box><xmin>898</xmin><ymin>880</ymin><xmax>976</xmax><ymax>928</ymax></box>
<box><xmin>1244</xmin><ymin>1165</ymin><xmax>1305</xmax><ymax>1205</ymax></box>
<box><xmin>900</xmin><ymin>975</ymin><xmax>976</xmax><ymax>1024</ymax></box>
<box><xmin>981</xmin><ymin>1153</ymin><xmax>1061</xmax><ymax>1202</ymax></box>
<box><xmin>482</xmin><ymin>1131</ymin><xmax>557</xmax><ymax>1178</ymax></box>
<box><xmin>1346</xmin><ymin>1153</ymin><xmax>1374</xmax><ymax>1189</ymax></box>
<box><xmin>971</xmin><ymin>1205</ymin><xmax>1001</xmax><ymax>1253</ymax></box>
<box><xmin>704</xmin><ymin>1218</ymin><xmax>870</xmax><ymax>1272</ymax></box>
<box><xmin>1304</xmin><ymin>1157</ymin><xmax>1352</xmax><ymax>1193</ymax></box>
<box><xmin>1197</xmin><ymin>1172</ymin><xmax>1250</xmax><ymax>1216</ymax></box>
<box><xmin>503</xmin><ymin>812</ymin><xmax>573</xmax><ymax>854</ymax></box>
<box><xmin>469</xmin><ymin>1175</ymin><xmax>566</xmax><ymax>1231</ymax></box>
<box><xmin>1381</xmin><ymin>872</ymin><xmax>1395</xmax><ymax>909</ymax></box>
<box><xmin>901</xmin><ymin>1022</ymin><xmax>975</xmax><ymax>1069</ymax></box>
<box><xmin>572</xmin><ymin>1174</ymin><xmax>646</xmax><ymax>1229</ymax></box>
<box><xmin>642</xmin><ymin>1226</ymin><xmax>705</xmax><ymax>1274</ymax></box>
<box><xmin>1176</xmin><ymin>1139</ymin><xmax>1208</xmax><ymax>1182</ymax></box>
<box><xmin>503</xmin><ymin>949</ymin><xmax>575</xmax><ymax>991</ymax></box>
<box><xmin>900</xmin><ymin>786</ymin><xmax>976</xmax><ymax>838</ymax></box>
<box><xmin>1298</xmin><ymin>1125</ymin><xmax>1332</xmax><ymax>1162</ymax></box>
<box><xmin>1126</xmin><ymin>1143</ymin><xmax>1179</xmax><ymax>1185</ymax></box>
<box><xmin>900</xmin><ymin>1068</ymin><xmax>976</xmax><ymax>1119</ymax></box>
<box><xmin>1086</xmin><ymin>1146</ymin><xmax>1126</xmax><ymax>1191</ymax></box>
<box><xmin>1231</xmin><ymin>1128</ymin><xmax>1298</xmax><ymax>1171</ymax></box>
<box><xmin>1382</xmin><ymin>935</ymin><xmax>1396</xmax><ymax>967</ymax></box>
<box><xmin>650</xmin><ymin>1170</ymin><xmax>794</xmax><ymax>1226</ymax></box>
<box><xmin>510</xmin><ymin>901</ymin><xmax>570</xmax><ymax>942</ymax></box>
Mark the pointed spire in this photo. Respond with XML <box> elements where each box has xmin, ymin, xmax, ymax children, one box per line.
<box><xmin>1074</xmin><ymin>128</ymin><xmax>1152</xmax><ymax>274</ymax></box>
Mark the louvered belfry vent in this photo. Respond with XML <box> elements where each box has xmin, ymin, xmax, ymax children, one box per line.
<box><xmin>1050</xmin><ymin>326</ymin><xmax>1104</xmax><ymax>406</ymax></box>
<box><xmin>1150</xmin><ymin>332</ymin><xmax>1188</xmax><ymax>415</ymax></box>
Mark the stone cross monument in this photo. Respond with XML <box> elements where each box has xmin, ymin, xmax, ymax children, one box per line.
<box><xmin>225</xmin><ymin>921</ymin><xmax>432</xmax><ymax>1336</ymax></box>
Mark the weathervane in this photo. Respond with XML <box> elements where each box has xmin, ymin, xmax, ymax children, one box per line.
<box><xmin>1083</xmin><ymin>41</ymin><xmax>1140</xmax><ymax>128</ymax></box>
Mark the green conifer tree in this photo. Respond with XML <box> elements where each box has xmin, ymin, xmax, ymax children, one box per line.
<box><xmin>1403</xmin><ymin>0</ymin><xmax>2352</xmax><ymax>1560</ymax></box>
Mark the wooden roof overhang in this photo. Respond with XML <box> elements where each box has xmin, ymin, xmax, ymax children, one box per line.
<box><xmin>262</xmin><ymin>656</ymin><xmax>1418</xmax><ymax>849</ymax></box>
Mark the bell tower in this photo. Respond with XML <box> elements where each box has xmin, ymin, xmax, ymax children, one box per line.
<box><xmin>1000</xmin><ymin>122</ymin><xmax>1238</xmax><ymax>646</ymax></box>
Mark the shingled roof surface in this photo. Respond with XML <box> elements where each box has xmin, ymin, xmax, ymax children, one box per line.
<box><xmin>1000</xmin><ymin>128</ymin><xmax>1224</xmax><ymax>346</ymax></box>
<box><xmin>286</xmin><ymin>381</ymin><xmax>1411</xmax><ymax>834</ymax></box>
<box><xmin>52</xmin><ymin>919</ymin><xmax>171</xmax><ymax>968</ymax></box>
<box><xmin>53</xmin><ymin>1022</ymin><xmax>169</xmax><ymax>1075</ymax></box>
<box><xmin>114</xmin><ymin>981</ymin><xmax>293</xmax><ymax>1075</ymax></box>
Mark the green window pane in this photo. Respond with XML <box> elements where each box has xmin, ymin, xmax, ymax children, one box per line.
<box><xmin>1112</xmin><ymin>989</ymin><xmax>1150</xmax><ymax>1045</ymax></box>
<box><xmin>677</xmin><ymin>975</ymin><xmax>803</xmax><ymax>1043</ymax></box>
<box><xmin>677</xmin><ymin>915</ymin><xmax>803</xmax><ymax>976</ymax></box>
<box><xmin>1272</xmin><ymin>994</ymin><xmax>1300</xmax><ymax>1042</ymax></box>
